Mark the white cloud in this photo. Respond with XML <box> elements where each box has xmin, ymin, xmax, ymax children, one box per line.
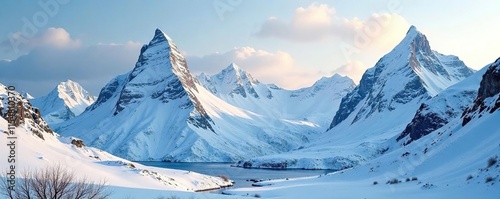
<box><xmin>186</xmin><ymin>47</ymin><xmax>323</xmax><ymax>89</ymax></box>
<box><xmin>1</xmin><ymin>27</ymin><xmax>81</xmax><ymax>54</ymax></box>
<box><xmin>255</xmin><ymin>3</ymin><xmax>410</xmax><ymax>47</ymax></box>
<box><xmin>0</xmin><ymin>28</ymin><xmax>142</xmax><ymax>96</ymax></box>
<box><xmin>255</xmin><ymin>3</ymin><xmax>411</xmax><ymax>84</ymax></box>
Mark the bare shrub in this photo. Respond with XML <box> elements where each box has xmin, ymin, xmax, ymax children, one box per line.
<box><xmin>386</xmin><ymin>178</ymin><xmax>400</xmax><ymax>184</ymax></box>
<box><xmin>485</xmin><ymin>176</ymin><xmax>494</xmax><ymax>183</ymax></box>
<box><xmin>487</xmin><ymin>157</ymin><xmax>497</xmax><ymax>168</ymax></box>
<box><xmin>1</xmin><ymin>164</ymin><xmax>111</xmax><ymax>199</ymax></box>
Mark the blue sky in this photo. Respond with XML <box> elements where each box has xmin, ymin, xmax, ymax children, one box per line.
<box><xmin>0</xmin><ymin>0</ymin><xmax>499</xmax><ymax>96</ymax></box>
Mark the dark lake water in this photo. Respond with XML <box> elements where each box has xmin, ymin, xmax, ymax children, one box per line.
<box><xmin>137</xmin><ymin>162</ymin><xmax>334</xmax><ymax>192</ymax></box>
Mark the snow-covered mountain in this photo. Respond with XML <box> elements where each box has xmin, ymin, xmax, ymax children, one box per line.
<box><xmin>237</xmin><ymin>25</ymin><xmax>474</xmax><ymax>170</ymax></box>
<box><xmin>197</xmin><ymin>63</ymin><xmax>267</xmax><ymax>99</ymax></box>
<box><xmin>197</xmin><ymin>63</ymin><xmax>355</xmax><ymax>128</ymax></box>
<box><xmin>54</xmin><ymin>29</ymin><xmax>354</xmax><ymax>162</ymax></box>
<box><xmin>330</xmin><ymin>25</ymin><xmax>473</xmax><ymax>130</ymax></box>
<box><xmin>31</xmin><ymin>80</ymin><xmax>96</xmax><ymax>125</ymax></box>
<box><xmin>0</xmin><ymin>83</ymin><xmax>235</xmax><ymax>198</ymax></box>
<box><xmin>225</xmin><ymin>58</ymin><xmax>500</xmax><ymax>199</ymax></box>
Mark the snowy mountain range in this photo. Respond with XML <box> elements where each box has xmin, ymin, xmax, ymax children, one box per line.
<box><xmin>31</xmin><ymin>80</ymin><xmax>96</xmax><ymax>125</ymax></box>
<box><xmin>2</xmin><ymin>25</ymin><xmax>499</xmax><ymax>198</ymax></box>
<box><xmin>226</xmin><ymin>57</ymin><xmax>500</xmax><ymax>198</ymax></box>
<box><xmin>236</xmin><ymin>26</ymin><xmax>475</xmax><ymax>170</ymax></box>
<box><xmin>53</xmin><ymin>29</ymin><xmax>355</xmax><ymax>162</ymax></box>
<box><xmin>197</xmin><ymin>63</ymin><xmax>355</xmax><ymax>128</ymax></box>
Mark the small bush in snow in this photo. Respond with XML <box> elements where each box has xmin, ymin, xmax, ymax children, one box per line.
<box><xmin>373</xmin><ymin>181</ymin><xmax>378</xmax><ymax>185</ymax></box>
<box><xmin>387</xmin><ymin>178</ymin><xmax>400</xmax><ymax>184</ymax></box>
<box><xmin>406</xmin><ymin>178</ymin><xmax>411</xmax><ymax>182</ymax></box>
<box><xmin>485</xmin><ymin>177</ymin><xmax>494</xmax><ymax>183</ymax></box>
<box><xmin>254</xmin><ymin>194</ymin><xmax>261</xmax><ymax>198</ymax></box>
<box><xmin>487</xmin><ymin>157</ymin><xmax>497</xmax><ymax>168</ymax></box>
<box><xmin>411</xmin><ymin>177</ymin><xmax>418</xmax><ymax>181</ymax></box>
<box><xmin>466</xmin><ymin>175</ymin><xmax>473</xmax><ymax>181</ymax></box>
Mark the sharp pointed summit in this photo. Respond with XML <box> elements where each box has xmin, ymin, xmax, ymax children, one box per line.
<box><xmin>117</xmin><ymin>29</ymin><xmax>205</xmax><ymax>118</ymax></box>
<box><xmin>30</xmin><ymin>80</ymin><xmax>96</xmax><ymax>125</ymax></box>
<box><xmin>329</xmin><ymin>25</ymin><xmax>474</xmax><ymax>129</ymax></box>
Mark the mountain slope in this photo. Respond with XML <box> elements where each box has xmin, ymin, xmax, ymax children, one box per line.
<box><xmin>31</xmin><ymin>80</ymin><xmax>96</xmax><ymax>125</ymax></box>
<box><xmin>237</xmin><ymin>25</ymin><xmax>474</xmax><ymax>170</ymax></box>
<box><xmin>397</xmin><ymin>66</ymin><xmax>488</xmax><ymax>145</ymax></box>
<box><xmin>225</xmin><ymin>57</ymin><xmax>500</xmax><ymax>199</ymax></box>
<box><xmin>55</xmin><ymin>29</ymin><xmax>344</xmax><ymax>162</ymax></box>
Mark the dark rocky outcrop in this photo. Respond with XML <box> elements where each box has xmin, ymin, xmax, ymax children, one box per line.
<box><xmin>1</xmin><ymin>86</ymin><xmax>54</xmax><ymax>139</ymax></box>
<box><xmin>71</xmin><ymin>139</ymin><xmax>85</xmax><ymax>148</ymax></box>
<box><xmin>462</xmin><ymin>58</ymin><xmax>500</xmax><ymax>126</ymax></box>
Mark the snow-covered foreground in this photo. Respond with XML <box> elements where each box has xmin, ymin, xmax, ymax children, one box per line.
<box><xmin>0</xmin><ymin>87</ymin><xmax>238</xmax><ymax>199</ymax></box>
<box><xmin>225</xmin><ymin>110</ymin><xmax>500</xmax><ymax>198</ymax></box>
<box><xmin>0</xmin><ymin>122</ymin><xmax>241</xmax><ymax>198</ymax></box>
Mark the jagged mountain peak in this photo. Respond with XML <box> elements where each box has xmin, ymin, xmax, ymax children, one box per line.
<box><xmin>216</xmin><ymin>63</ymin><xmax>258</xmax><ymax>84</ymax></box>
<box><xmin>55</xmin><ymin>80</ymin><xmax>95</xmax><ymax>102</ymax></box>
<box><xmin>329</xmin><ymin>25</ymin><xmax>473</xmax><ymax>129</ymax></box>
<box><xmin>196</xmin><ymin>63</ymin><xmax>263</xmax><ymax>98</ymax></box>
<box><xmin>116</xmin><ymin>29</ymin><xmax>203</xmax><ymax>114</ymax></box>
<box><xmin>99</xmin><ymin>29</ymin><xmax>215</xmax><ymax>133</ymax></box>
<box><xmin>389</xmin><ymin>25</ymin><xmax>429</xmax><ymax>54</ymax></box>
<box><xmin>314</xmin><ymin>74</ymin><xmax>350</xmax><ymax>85</ymax></box>
<box><xmin>31</xmin><ymin>80</ymin><xmax>96</xmax><ymax>125</ymax></box>
<box><xmin>150</xmin><ymin>28</ymin><xmax>174</xmax><ymax>45</ymax></box>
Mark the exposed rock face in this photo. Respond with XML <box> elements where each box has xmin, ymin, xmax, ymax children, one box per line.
<box><xmin>0</xmin><ymin>84</ymin><xmax>54</xmax><ymax>140</ymax></box>
<box><xmin>329</xmin><ymin>26</ymin><xmax>473</xmax><ymax>130</ymax></box>
<box><xmin>112</xmin><ymin>29</ymin><xmax>214</xmax><ymax>131</ymax></box>
<box><xmin>396</xmin><ymin>66</ymin><xmax>486</xmax><ymax>145</ymax></box>
<box><xmin>71</xmin><ymin>139</ymin><xmax>85</xmax><ymax>148</ymax></box>
<box><xmin>462</xmin><ymin>58</ymin><xmax>500</xmax><ymax>126</ymax></box>
<box><xmin>89</xmin><ymin>74</ymin><xmax>128</xmax><ymax>111</ymax></box>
